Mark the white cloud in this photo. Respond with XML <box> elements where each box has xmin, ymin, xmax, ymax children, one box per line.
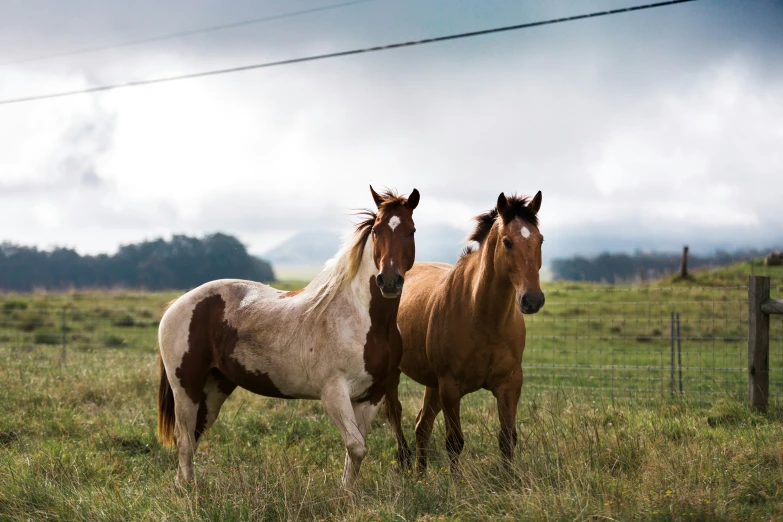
<box><xmin>0</xmin><ymin>2</ymin><xmax>781</xmax><ymax>261</ymax></box>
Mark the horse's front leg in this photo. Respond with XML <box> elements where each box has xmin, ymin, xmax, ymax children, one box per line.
<box><xmin>353</xmin><ymin>399</ymin><xmax>383</xmax><ymax>439</ymax></box>
<box><xmin>491</xmin><ymin>369</ymin><xmax>523</xmax><ymax>468</ymax></box>
<box><xmin>321</xmin><ymin>380</ymin><xmax>366</xmax><ymax>488</ymax></box>
<box><xmin>439</xmin><ymin>378</ymin><xmax>464</xmax><ymax>475</ymax></box>
<box><xmin>384</xmin><ymin>369</ymin><xmax>412</xmax><ymax>469</ymax></box>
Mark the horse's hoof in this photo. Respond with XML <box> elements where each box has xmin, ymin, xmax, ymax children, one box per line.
<box><xmin>396</xmin><ymin>446</ymin><xmax>413</xmax><ymax>471</ymax></box>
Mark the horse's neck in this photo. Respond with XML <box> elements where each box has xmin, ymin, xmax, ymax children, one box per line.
<box><xmin>463</xmin><ymin>226</ymin><xmax>517</xmax><ymax>324</ymax></box>
<box><xmin>344</xmin><ymin>236</ymin><xmax>378</xmax><ymax>312</ymax></box>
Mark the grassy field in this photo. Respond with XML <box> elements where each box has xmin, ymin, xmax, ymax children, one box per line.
<box><xmin>1</xmin><ymin>263</ymin><xmax>783</xmax><ymax>520</ymax></box>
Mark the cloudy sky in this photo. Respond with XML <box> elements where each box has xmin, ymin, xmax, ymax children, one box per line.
<box><xmin>1</xmin><ymin>0</ymin><xmax>781</xmax><ymax>264</ymax></box>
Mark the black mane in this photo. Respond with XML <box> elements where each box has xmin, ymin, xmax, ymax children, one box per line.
<box><xmin>465</xmin><ymin>194</ymin><xmax>539</xmax><ymax>249</ymax></box>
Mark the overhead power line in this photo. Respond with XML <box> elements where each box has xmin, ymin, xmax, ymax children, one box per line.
<box><xmin>0</xmin><ymin>0</ymin><xmax>381</xmax><ymax>66</ymax></box>
<box><xmin>0</xmin><ymin>0</ymin><xmax>697</xmax><ymax>107</ymax></box>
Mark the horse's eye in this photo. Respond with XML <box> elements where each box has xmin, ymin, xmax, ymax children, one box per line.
<box><xmin>408</xmin><ymin>228</ymin><xmax>416</xmax><ymax>238</ymax></box>
<box><xmin>502</xmin><ymin>237</ymin><xmax>513</xmax><ymax>250</ymax></box>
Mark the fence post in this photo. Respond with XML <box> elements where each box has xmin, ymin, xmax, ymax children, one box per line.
<box><xmin>677</xmin><ymin>312</ymin><xmax>683</xmax><ymax>395</ymax></box>
<box><xmin>748</xmin><ymin>276</ymin><xmax>770</xmax><ymax>412</ymax></box>
<box><xmin>670</xmin><ymin>312</ymin><xmax>675</xmax><ymax>397</ymax></box>
<box><xmin>680</xmin><ymin>246</ymin><xmax>689</xmax><ymax>278</ymax></box>
<box><xmin>61</xmin><ymin>308</ymin><xmax>67</xmax><ymax>366</ymax></box>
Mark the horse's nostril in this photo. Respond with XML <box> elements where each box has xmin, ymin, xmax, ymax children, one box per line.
<box><xmin>376</xmin><ymin>274</ymin><xmax>384</xmax><ymax>288</ymax></box>
<box><xmin>395</xmin><ymin>275</ymin><xmax>404</xmax><ymax>288</ymax></box>
<box><xmin>520</xmin><ymin>292</ymin><xmax>545</xmax><ymax>313</ymax></box>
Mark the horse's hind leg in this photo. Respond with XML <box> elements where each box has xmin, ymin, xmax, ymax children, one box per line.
<box><xmin>321</xmin><ymin>380</ymin><xmax>366</xmax><ymax>488</ymax></box>
<box><xmin>384</xmin><ymin>370</ymin><xmax>412</xmax><ymax>469</ymax></box>
<box><xmin>173</xmin><ymin>392</ymin><xmax>200</xmax><ymax>485</ymax></box>
<box><xmin>202</xmin><ymin>369</ymin><xmax>237</xmax><ymax>433</ymax></box>
<box><xmin>414</xmin><ymin>385</ymin><xmax>442</xmax><ymax>474</ymax></box>
<box><xmin>171</xmin><ymin>369</ymin><xmax>236</xmax><ymax>485</ymax></box>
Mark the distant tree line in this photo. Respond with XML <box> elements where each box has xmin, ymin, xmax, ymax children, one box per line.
<box><xmin>0</xmin><ymin>233</ymin><xmax>275</xmax><ymax>291</ymax></box>
<box><xmin>551</xmin><ymin>248</ymin><xmax>776</xmax><ymax>283</ymax></box>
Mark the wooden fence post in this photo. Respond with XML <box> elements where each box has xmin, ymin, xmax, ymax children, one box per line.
<box><xmin>61</xmin><ymin>308</ymin><xmax>67</xmax><ymax>367</ymax></box>
<box><xmin>748</xmin><ymin>276</ymin><xmax>770</xmax><ymax>412</ymax></box>
<box><xmin>670</xmin><ymin>312</ymin><xmax>675</xmax><ymax>397</ymax></box>
<box><xmin>680</xmin><ymin>246</ymin><xmax>689</xmax><ymax>278</ymax></box>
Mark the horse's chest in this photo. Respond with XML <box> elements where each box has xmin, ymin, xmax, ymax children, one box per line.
<box><xmin>353</xmin><ymin>321</ymin><xmax>401</xmax><ymax>404</ymax></box>
<box><xmin>439</xmin><ymin>331</ymin><xmax>524</xmax><ymax>392</ymax></box>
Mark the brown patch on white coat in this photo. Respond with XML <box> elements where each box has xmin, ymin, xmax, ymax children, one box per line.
<box><xmin>384</xmin><ymin>191</ymin><xmax>544</xmax><ymax>474</ymax></box>
<box><xmin>157</xmin><ymin>186</ymin><xmax>419</xmax><ymax>487</ymax></box>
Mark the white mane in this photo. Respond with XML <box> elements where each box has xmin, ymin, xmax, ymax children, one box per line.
<box><xmin>304</xmin><ymin>223</ymin><xmax>373</xmax><ymax>313</ymax></box>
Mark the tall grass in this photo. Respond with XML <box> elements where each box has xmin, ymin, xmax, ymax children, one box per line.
<box><xmin>1</xmin><ymin>262</ymin><xmax>782</xmax><ymax>520</ymax></box>
<box><xmin>1</xmin><ymin>347</ymin><xmax>782</xmax><ymax>520</ymax></box>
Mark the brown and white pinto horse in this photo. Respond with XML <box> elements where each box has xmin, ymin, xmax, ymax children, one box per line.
<box><xmin>385</xmin><ymin>192</ymin><xmax>544</xmax><ymax>474</ymax></box>
<box><xmin>157</xmin><ymin>186</ymin><xmax>419</xmax><ymax>487</ymax></box>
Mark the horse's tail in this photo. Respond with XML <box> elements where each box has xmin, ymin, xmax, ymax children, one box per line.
<box><xmin>157</xmin><ymin>298</ymin><xmax>179</xmax><ymax>447</ymax></box>
<box><xmin>157</xmin><ymin>354</ymin><xmax>177</xmax><ymax>447</ymax></box>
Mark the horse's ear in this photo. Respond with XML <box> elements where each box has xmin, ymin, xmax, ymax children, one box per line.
<box><xmin>407</xmin><ymin>189</ymin><xmax>420</xmax><ymax>211</ymax></box>
<box><xmin>496</xmin><ymin>192</ymin><xmax>508</xmax><ymax>216</ymax></box>
<box><xmin>529</xmin><ymin>191</ymin><xmax>542</xmax><ymax>214</ymax></box>
<box><xmin>369</xmin><ymin>185</ymin><xmax>384</xmax><ymax>209</ymax></box>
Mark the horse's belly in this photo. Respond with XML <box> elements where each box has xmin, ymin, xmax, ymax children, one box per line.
<box><xmin>220</xmin><ymin>358</ymin><xmax>318</xmax><ymax>400</ymax></box>
<box><xmin>217</xmin><ymin>342</ymin><xmax>320</xmax><ymax>399</ymax></box>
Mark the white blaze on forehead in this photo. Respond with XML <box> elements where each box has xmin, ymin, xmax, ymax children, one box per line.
<box><xmin>388</xmin><ymin>216</ymin><xmax>401</xmax><ymax>232</ymax></box>
<box><xmin>521</xmin><ymin>226</ymin><xmax>531</xmax><ymax>239</ymax></box>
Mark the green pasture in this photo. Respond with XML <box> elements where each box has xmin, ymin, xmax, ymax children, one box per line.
<box><xmin>1</xmin><ymin>262</ymin><xmax>782</xmax><ymax>520</ymax></box>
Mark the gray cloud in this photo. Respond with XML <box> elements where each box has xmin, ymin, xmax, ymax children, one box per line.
<box><xmin>0</xmin><ymin>0</ymin><xmax>781</xmax><ymax>261</ymax></box>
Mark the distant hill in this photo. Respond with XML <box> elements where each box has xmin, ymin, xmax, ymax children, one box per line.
<box><xmin>655</xmin><ymin>257</ymin><xmax>783</xmax><ymax>287</ymax></box>
<box><xmin>551</xmin><ymin>247</ymin><xmax>781</xmax><ymax>283</ymax></box>
<box><xmin>263</xmin><ymin>231</ymin><xmax>342</xmax><ymax>266</ymax></box>
<box><xmin>263</xmin><ymin>226</ymin><xmax>467</xmax><ymax>271</ymax></box>
<box><xmin>0</xmin><ymin>233</ymin><xmax>274</xmax><ymax>291</ymax></box>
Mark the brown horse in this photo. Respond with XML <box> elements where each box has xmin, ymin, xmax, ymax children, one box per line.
<box><xmin>385</xmin><ymin>191</ymin><xmax>544</xmax><ymax>473</ymax></box>
<box><xmin>158</xmin><ymin>186</ymin><xmax>419</xmax><ymax>487</ymax></box>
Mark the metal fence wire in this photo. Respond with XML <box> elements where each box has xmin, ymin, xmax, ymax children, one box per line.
<box><xmin>522</xmin><ymin>286</ymin><xmax>783</xmax><ymax>405</ymax></box>
<box><xmin>0</xmin><ymin>285</ymin><xmax>781</xmax><ymax>406</ymax></box>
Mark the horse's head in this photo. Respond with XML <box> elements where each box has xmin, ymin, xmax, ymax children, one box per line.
<box><xmin>369</xmin><ymin>185</ymin><xmax>420</xmax><ymax>299</ymax></box>
<box><xmin>493</xmin><ymin>191</ymin><xmax>545</xmax><ymax>314</ymax></box>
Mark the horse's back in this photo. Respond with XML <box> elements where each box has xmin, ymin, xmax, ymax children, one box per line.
<box><xmin>158</xmin><ymin>279</ymin><xmax>297</xmax><ymax>396</ymax></box>
<box><xmin>160</xmin><ymin>279</ymin><xmax>282</xmax><ymax>338</ymax></box>
<box><xmin>158</xmin><ymin>278</ymin><xmax>373</xmax><ymax>401</ymax></box>
<box><xmin>397</xmin><ymin>262</ymin><xmax>452</xmax><ymax>387</ymax></box>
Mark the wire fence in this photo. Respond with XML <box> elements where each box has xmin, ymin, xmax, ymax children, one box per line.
<box><xmin>522</xmin><ymin>286</ymin><xmax>783</xmax><ymax>406</ymax></box>
<box><xmin>1</xmin><ymin>285</ymin><xmax>782</xmax><ymax>406</ymax></box>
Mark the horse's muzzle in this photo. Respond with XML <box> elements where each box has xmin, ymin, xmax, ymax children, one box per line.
<box><xmin>519</xmin><ymin>291</ymin><xmax>545</xmax><ymax>314</ymax></box>
<box><xmin>376</xmin><ymin>273</ymin><xmax>404</xmax><ymax>299</ymax></box>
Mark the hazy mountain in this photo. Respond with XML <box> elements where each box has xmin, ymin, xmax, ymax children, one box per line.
<box><xmin>262</xmin><ymin>231</ymin><xmax>342</xmax><ymax>266</ymax></box>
